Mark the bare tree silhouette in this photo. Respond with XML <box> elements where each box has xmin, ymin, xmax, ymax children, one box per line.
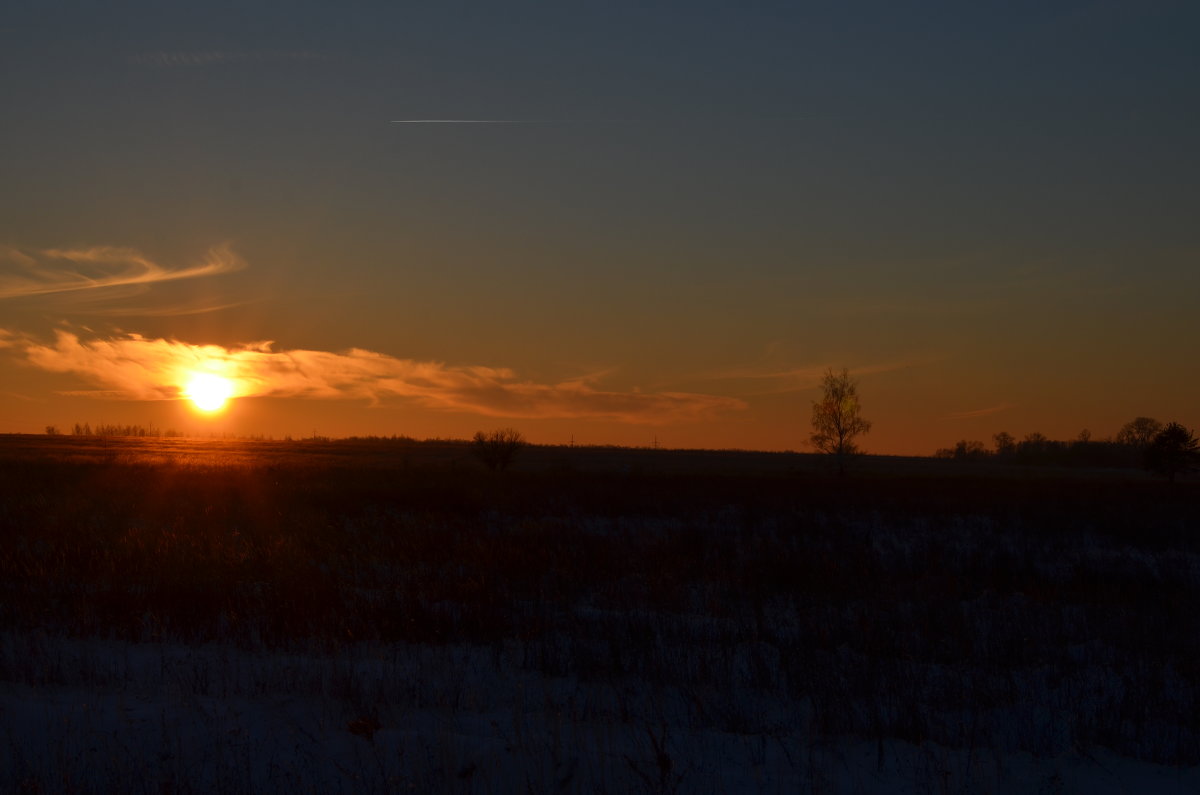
<box><xmin>1144</xmin><ymin>422</ymin><xmax>1199</xmax><ymax>483</ymax></box>
<box><xmin>1117</xmin><ymin>416</ymin><xmax>1163</xmax><ymax>448</ymax></box>
<box><xmin>993</xmin><ymin>431</ymin><xmax>1017</xmax><ymax>457</ymax></box>
<box><xmin>810</xmin><ymin>368</ymin><xmax>872</xmax><ymax>471</ymax></box>
<box><xmin>471</xmin><ymin>428</ymin><xmax>526</xmax><ymax>471</ymax></box>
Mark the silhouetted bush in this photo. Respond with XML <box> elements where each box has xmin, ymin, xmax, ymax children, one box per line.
<box><xmin>1144</xmin><ymin>422</ymin><xmax>1199</xmax><ymax>482</ymax></box>
<box><xmin>934</xmin><ymin>440</ymin><xmax>988</xmax><ymax>461</ymax></box>
<box><xmin>471</xmin><ymin>428</ymin><xmax>525</xmax><ymax>471</ymax></box>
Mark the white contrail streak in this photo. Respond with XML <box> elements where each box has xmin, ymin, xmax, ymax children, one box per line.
<box><xmin>390</xmin><ymin>119</ymin><xmax>564</xmax><ymax>124</ymax></box>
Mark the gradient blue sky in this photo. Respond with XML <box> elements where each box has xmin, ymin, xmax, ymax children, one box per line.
<box><xmin>2</xmin><ymin>1</ymin><xmax>1197</xmax><ymax>452</ymax></box>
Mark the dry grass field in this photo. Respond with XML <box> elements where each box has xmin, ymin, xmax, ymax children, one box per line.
<box><xmin>0</xmin><ymin>434</ymin><xmax>1196</xmax><ymax>792</ymax></box>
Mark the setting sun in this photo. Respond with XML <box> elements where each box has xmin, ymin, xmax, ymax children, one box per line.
<box><xmin>184</xmin><ymin>373</ymin><xmax>234</xmax><ymax>412</ymax></box>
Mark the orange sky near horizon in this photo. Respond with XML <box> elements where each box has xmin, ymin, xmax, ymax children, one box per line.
<box><xmin>1</xmin><ymin>4</ymin><xmax>1197</xmax><ymax>455</ymax></box>
<box><xmin>1</xmin><ymin>281</ymin><xmax>1195</xmax><ymax>456</ymax></box>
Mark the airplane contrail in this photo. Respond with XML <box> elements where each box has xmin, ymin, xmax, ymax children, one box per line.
<box><xmin>390</xmin><ymin>119</ymin><xmax>567</xmax><ymax>124</ymax></box>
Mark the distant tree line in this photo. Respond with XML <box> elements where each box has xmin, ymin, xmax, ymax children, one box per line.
<box><xmin>47</xmin><ymin>423</ymin><xmax>184</xmax><ymax>438</ymax></box>
<box><xmin>936</xmin><ymin>416</ymin><xmax>1199</xmax><ymax>480</ymax></box>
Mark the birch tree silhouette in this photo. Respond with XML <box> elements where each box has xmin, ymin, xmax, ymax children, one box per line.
<box><xmin>810</xmin><ymin>368</ymin><xmax>872</xmax><ymax>470</ymax></box>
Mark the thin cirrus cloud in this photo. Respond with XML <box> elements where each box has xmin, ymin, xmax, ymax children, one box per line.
<box><xmin>83</xmin><ymin>299</ymin><xmax>262</xmax><ymax>318</ymax></box>
<box><xmin>0</xmin><ymin>330</ymin><xmax>747</xmax><ymax>424</ymax></box>
<box><xmin>129</xmin><ymin>51</ymin><xmax>327</xmax><ymax>67</ymax></box>
<box><xmin>689</xmin><ymin>359</ymin><xmax>929</xmax><ymax>396</ymax></box>
<box><xmin>945</xmin><ymin>403</ymin><xmax>1017</xmax><ymax>420</ymax></box>
<box><xmin>0</xmin><ymin>244</ymin><xmax>244</xmax><ymax>300</ymax></box>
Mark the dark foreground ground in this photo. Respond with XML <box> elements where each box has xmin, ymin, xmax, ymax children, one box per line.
<box><xmin>0</xmin><ymin>435</ymin><xmax>1196</xmax><ymax>792</ymax></box>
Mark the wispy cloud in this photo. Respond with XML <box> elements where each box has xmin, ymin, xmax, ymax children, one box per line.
<box><xmin>688</xmin><ymin>359</ymin><xmax>931</xmax><ymax>396</ymax></box>
<box><xmin>945</xmin><ymin>402</ymin><xmax>1016</xmax><ymax>420</ymax></box>
<box><xmin>83</xmin><ymin>299</ymin><xmax>261</xmax><ymax>318</ymax></box>
<box><xmin>0</xmin><ymin>244</ymin><xmax>243</xmax><ymax>300</ymax></box>
<box><xmin>0</xmin><ymin>390</ymin><xmax>37</xmax><ymax>402</ymax></box>
<box><xmin>129</xmin><ymin>51</ymin><xmax>326</xmax><ymax>67</ymax></box>
<box><xmin>0</xmin><ymin>330</ymin><xmax>746</xmax><ymax>424</ymax></box>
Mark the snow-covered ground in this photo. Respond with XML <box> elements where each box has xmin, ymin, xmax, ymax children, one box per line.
<box><xmin>3</xmin><ymin>632</ymin><xmax>1198</xmax><ymax>794</ymax></box>
<box><xmin>2</xmin><ymin>449</ymin><xmax>1198</xmax><ymax>792</ymax></box>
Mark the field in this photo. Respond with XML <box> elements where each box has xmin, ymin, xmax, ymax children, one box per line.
<box><xmin>0</xmin><ymin>435</ymin><xmax>1197</xmax><ymax>793</ymax></box>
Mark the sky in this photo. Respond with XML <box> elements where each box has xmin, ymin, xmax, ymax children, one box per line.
<box><xmin>1</xmin><ymin>1</ymin><xmax>1197</xmax><ymax>454</ymax></box>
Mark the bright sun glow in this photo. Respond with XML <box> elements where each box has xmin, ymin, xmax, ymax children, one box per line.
<box><xmin>184</xmin><ymin>373</ymin><xmax>234</xmax><ymax>412</ymax></box>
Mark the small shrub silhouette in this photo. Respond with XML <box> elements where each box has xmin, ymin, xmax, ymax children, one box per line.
<box><xmin>471</xmin><ymin>428</ymin><xmax>525</xmax><ymax>471</ymax></box>
<box><xmin>1144</xmin><ymin>422</ymin><xmax>1199</xmax><ymax>482</ymax></box>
